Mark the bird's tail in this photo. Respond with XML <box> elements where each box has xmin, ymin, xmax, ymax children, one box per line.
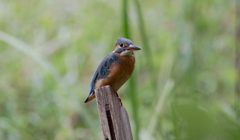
<box><xmin>84</xmin><ymin>92</ymin><xmax>95</xmax><ymax>103</ymax></box>
<box><xmin>84</xmin><ymin>97</ymin><xmax>89</xmax><ymax>103</ymax></box>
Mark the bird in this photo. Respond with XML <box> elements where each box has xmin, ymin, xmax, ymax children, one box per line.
<box><xmin>84</xmin><ymin>38</ymin><xmax>141</xmax><ymax>105</ymax></box>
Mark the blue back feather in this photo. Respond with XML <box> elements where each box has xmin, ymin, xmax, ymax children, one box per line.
<box><xmin>84</xmin><ymin>53</ymin><xmax>120</xmax><ymax>102</ymax></box>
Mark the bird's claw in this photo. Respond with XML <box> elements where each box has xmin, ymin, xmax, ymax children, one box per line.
<box><xmin>118</xmin><ymin>96</ymin><xmax>122</xmax><ymax>106</ymax></box>
<box><xmin>114</xmin><ymin>91</ymin><xmax>122</xmax><ymax>106</ymax></box>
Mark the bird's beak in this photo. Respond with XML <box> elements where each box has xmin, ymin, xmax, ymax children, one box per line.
<box><xmin>125</xmin><ymin>44</ymin><xmax>141</xmax><ymax>51</ymax></box>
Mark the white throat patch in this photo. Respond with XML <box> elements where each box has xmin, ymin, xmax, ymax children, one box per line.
<box><xmin>120</xmin><ymin>50</ymin><xmax>133</xmax><ymax>56</ymax></box>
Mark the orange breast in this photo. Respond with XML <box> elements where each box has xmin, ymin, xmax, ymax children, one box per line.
<box><xmin>95</xmin><ymin>54</ymin><xmax>135</xmax><ymax>91</ymax></box>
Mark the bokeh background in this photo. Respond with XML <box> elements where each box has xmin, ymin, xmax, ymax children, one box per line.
<box><xmin>0</xmin><ymin>0</ymin><xmax>239</xmax><ymax>140</ymax></box>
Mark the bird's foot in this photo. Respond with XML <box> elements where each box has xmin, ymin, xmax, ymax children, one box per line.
<box><xmin>117</xmin><ymin>96</ymin><xmax>122</xmax><ymax>106</ymax></box>
<box><xmin>114</xmin><ymin>91</ymin><xmax>122</xmax><ymax>106</ymax></box>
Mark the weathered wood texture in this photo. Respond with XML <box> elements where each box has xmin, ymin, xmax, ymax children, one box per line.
<box><xmin>95</xmin><ymin>85</ymin><xmax>133</xmax><ymax>140</ymax></box>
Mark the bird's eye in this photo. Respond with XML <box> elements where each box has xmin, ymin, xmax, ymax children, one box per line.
<box><xmin>120</xmin><ymin>44</ymin><xmax>123</xmax><ymax>47</ymax></box>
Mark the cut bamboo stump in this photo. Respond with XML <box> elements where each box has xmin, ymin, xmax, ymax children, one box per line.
<box><xmin>95</xmin><ymin>85</ymin><xmax>133</xmax><ymax>140</ymax></box>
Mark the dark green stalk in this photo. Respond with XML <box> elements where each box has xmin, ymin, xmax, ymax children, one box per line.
<box><xmin>123</xmin><ymin>0</ymin><xmax>139</xmax><ymax>140</ymax></box>
<box><xmin>129</xmin><ymin>73</ymin><xmax>140</xmax><ymax>140</ymax></box>
<box><xmin>123</xmin><ymin>0</ymin><xmax>129</xmax><ymax>39</ymax></box>
<box><xmin>133</xmin><ymin>0</ymin><xmax>157</xmax><ymax>91</ymax></box>
<box><xmin>171</xmin><ymin>104</ymin><xmax>180</xmax><ymax>140</ymax></box>
<box><xmin>236</xmin><ymin>0</ymin><xmax>240</xmax><ymax>119</ymax></box>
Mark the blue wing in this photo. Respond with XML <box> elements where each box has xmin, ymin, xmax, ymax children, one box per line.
<box><xmin>84</xmin><ymin>53</ymin><xmax>120</xmax><ymax>103</ymax></box>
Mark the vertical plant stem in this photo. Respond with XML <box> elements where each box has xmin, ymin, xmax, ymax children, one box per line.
<box><xmin>129</xmin><ymin>73</ymin><xmax>140</xmax><ymax>140</ymax></box>
<box><xmin>171</xmin><ymin>104</ymin><xmax>180</xmax><ymax>140</ymax></box>
<box><xmin>123</xmin><ymin>0</ymin><xmax>130</xmax><ymax>39</ymax></box>
<box><xmin>122</xmin><ymin>0</ymin><xmax>139</xmax><ymax>140</ymax></box>
<box><xmin>235</xmin><ymin>0</ymin><xmax>240</xmax><ymax>118</ymax></box>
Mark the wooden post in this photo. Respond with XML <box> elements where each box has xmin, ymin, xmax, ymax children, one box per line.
<box><xmin>95</xmin><ymin>85</ymin><xmax>133</xmax><ymax>140</ymax></box>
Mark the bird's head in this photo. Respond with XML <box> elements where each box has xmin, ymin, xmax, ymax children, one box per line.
<box><xmin>113</xmin><ymin>38</ymin><xmax>141</xmax><ymax>56</ymax></box>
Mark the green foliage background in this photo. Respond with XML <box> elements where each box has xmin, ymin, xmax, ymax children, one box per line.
<box><xmin>0</xmin><ymin>0</ymin><xmax>239</xmax><ymax>140</ymax></box>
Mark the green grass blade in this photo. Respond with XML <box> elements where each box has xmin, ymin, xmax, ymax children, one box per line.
<box><xmin>122</xmin><ymin>0</ymin><xmax>140</xmax><ymax>139</ymax></box>
<box><xmin>133</xmin><ymin>0</ymin><xmax>157</xmax><ymax>91</ymax></box>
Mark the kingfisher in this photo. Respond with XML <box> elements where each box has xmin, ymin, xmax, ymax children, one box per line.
<box><xmin>84</xmin><ymin>38</ymin><xmax>141</xmax><ymax>105</ymax></box>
